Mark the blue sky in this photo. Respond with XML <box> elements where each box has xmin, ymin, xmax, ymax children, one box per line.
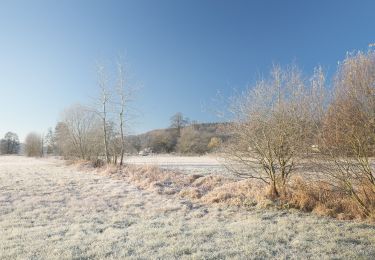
<box><xmin>1</xmin><ymin>0</ymin><xmax>374</xmax><ymax>141</ymax></box>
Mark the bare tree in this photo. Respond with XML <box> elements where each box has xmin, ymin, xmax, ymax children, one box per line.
<box><xmin>170</xmin><ymin>112</ymin><xmax>189</xmax><ymax>136</ymax></box>
<box><xmin>224</xmin><ymin>64</ymin><xmax>325</xmax><ymax>197</ymax></box>
<box><xmin>94</xmin><ymin>64</ymin><xmax>111</xmax><ymax>164</ymax></box>
<box><xmin>115</xmin><ymin>62</ymin><xmax>132</xmax><ymax>166</ymax></box>
<box><xmin>106</xmin><ymin>120</ymin><xmax>120</xmax><ymax>164</ymax></box>
<box><xmin>318</xmin><ymin>50</ymin><xmax>375</xmax><ymax>216</ymax></box>
<box><xmin>54</xmin><ymin>60</ymin><xmax>137</xmax><ymax>164</ymax></box>
<box><xmin>25</xmin><ymin>132</ymin><xmax>43</xmax><ymax>157</ymax></box>
<box><xmin>59</xmin><ymin>104</ymin><xmax>100</xmax><ymax>160</ymax></box>
<box><xmin>108</xmin><ymin>59</ymin><xmax>138</xmax><ymax>165</ymax></box>
<box><xmin>54</xmin><ymin>122</ymin><xmax>70</xmax><ymax>157</ymax></box>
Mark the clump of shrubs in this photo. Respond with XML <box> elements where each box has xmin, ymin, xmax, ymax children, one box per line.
<box><xmin>91</xmin><ymin>159</ymin><xmax>104</xmax><ymax>168</ymax></box>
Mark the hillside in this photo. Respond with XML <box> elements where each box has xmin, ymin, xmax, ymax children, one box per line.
<box><xmin>125</xmin><ymin>122</ymin><xmax>230</xmax><ymax>154</ymax></box>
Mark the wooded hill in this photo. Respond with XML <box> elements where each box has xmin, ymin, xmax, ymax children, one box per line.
<box><xmin>125</xmin><ymin>122</ymin><xmax>230</xmax><ymax>154</ymax></box>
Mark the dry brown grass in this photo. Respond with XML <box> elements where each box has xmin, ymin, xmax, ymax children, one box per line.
<box><xmin>75</xmin><ymin>161</ymin><xmax>264</xmax><ymax>206</ymax></box>
<box><xmin>73</xmin><ymin>160</ymin><xmax>375</xmax><ymax>222</ymax></box>
<box><xmin>134</xmin><ymin>167</ymin><xmax>262</xmax><ymax>207</ymax></box>
<box><xmin>285</xmin><ymin>177</ymin><xmax>375</xmax><ymax>220</ymax></box>
<box><xmin>200</xmin><ymin>180</ymin><xmax>260</xmax><ymax>206</ymax></box>
<box><xmin>179</xmin><ymin>187</ymin><xmax>202</xmax><ymax>199</ymax></box>
<box><xmin>75</xmin><ymin>161</ymin><xmax>277</xmax><ymax>212</ymax></box>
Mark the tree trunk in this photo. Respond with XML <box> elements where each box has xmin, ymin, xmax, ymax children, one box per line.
<box><xmin>103</xmin><ymin>101</ymin><xmax>110</xmax><ymax>164</ymax></box>
<box><xmin>103</xmin><ymin>117</ymin><xmax>109</xmax><ymax>163</ymax></box>
<box><xmin>270</xmin><ymin>179</ymin><xmax>279</xmax><ymax>198</ymax></box>
<box><xmin>119</xmin><ymin>115</ymin><xmax>125</xmax><ymax>166</ymax></box>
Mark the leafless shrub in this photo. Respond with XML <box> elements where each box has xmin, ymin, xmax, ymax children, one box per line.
<box><xmin>224</xmin><ymin>64</ymin><xmax>326</xmax><ymax>197</ymax></box>
<box><xmin>25</xmin><ymin>132</ymin><xmax>43</xmax><ymax>157</ymax></box>
<box><xmin>317</xmin><ymin>50</ymin><xmax>375</xmax><ymax>217</ymax></box>
<box><xmin>91</xmin><ymin>158</ymin><xmax>105</xmax><ymax>168</ymax></box>
<box><xmin>170</xmin><ymin>112</ymin><xmax>189</xmax><ymax>137</ymax></box>
<box><xmin>56</xmin><ymin>104</ymin><xmax>102</xmax><ymax>160</ymax></box>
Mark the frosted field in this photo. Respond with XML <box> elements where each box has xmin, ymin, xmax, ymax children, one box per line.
<box><xmin>124</xmin><ymin>154</ymin><xmax>229</xmax><ymax>176</ymax></box>
<box><xmin>1</xmin><ymin>156</ymin><xmax>375</xmax><ymax>259</ymax></box>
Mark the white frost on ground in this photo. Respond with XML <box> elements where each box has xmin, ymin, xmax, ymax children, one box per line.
<box><xmin>1</xmin><ymin>156</ymin><xmax>375</xmax><ymax>259</ymax></box>
<box><xmin>124</xmin><ymin>154</ymin><xmax>221</xmax><ymax>165</ymax></box>
<box><xmin>124</xmin><ymin>154</ymin><xmax>229</xmax><ymax>176</ymax></box>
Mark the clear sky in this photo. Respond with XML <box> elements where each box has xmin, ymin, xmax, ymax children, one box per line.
<box><xmin>1</xmin><ymin>0</ymin><xmax>374</xmax><ymax>141</ymax></box>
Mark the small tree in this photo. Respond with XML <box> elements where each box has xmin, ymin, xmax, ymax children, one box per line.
<box><xmin>319</xmin><ymin>50</ymin><xmax>375</xmax><ymax>216</ymax></box>
<box><xmin>59</xmin><ymin>104</ymin><xmax>100</xmax><ymax>160</ymax></box>
<box><xmin>114</xmin><ymin>61</ymin><xmax>135</xmax><ymax>165</ymax></box>
<box><xmin>54</xmin><ymin>122</ymin><xmax>70</xmax><ymax>157</ymax></box>
<box><xmin>93</xmin><ymin>61</ymin><xmax>136</xmax><ymax>165</ymax></box>
<box><xmin>170</xmin><ymin>112</ymin><xmax>189</xmax><ymax>136</ymax></box>
<box><xmin>25</xmin><ymin>132</ymin><xmax>43</xmax><ymax>157</ymax></box>
<box><xmin>96</xmin><ymin>64</ymin><xmax>111</xmax><ymax>164</ymax></box>
<box><xmin>224</xmin><ymin>64</ymin><xmax>325</xmax><ymax>197</ymax></box>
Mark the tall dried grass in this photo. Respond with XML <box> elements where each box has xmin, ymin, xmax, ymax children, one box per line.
<box><xmin>285</xmin><ymin>177</ymin><xmax>375</xmax><ymax>220</ymax></box>
<box><xmin>73</xmin><ymin>161</ymin><xmax>375</xmax><ymax>221</ymax></box>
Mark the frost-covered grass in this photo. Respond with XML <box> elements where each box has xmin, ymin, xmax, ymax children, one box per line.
<box><xmin>124</xmin><ymin>154</ymin><xmax>221</xmax><ymax>165</ymax></box>
<box><xmin>124</xmin><ymin>154</ymin><xmax>228</xmax><ymax>176</ymax></box>
<box><xmin>1</xmin><ymin>156</ymin><xmax>375</xmax><ymax>259</ymax></box>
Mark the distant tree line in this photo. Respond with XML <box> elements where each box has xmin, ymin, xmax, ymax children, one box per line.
<box><xmin>33</xmin><ymin>111</ymin><xmax>227</xmax><ymax>159</ymax></box>
<box><xmin>0</xmin><ymin>130</ymin><xmax>56</xmax><ymax>157</ymax></box>
<box><xmin>0</xmin><ymin>132</ymin><xmax>20</xmax><ymax>155</ymax></box>
<box><xmin>125</xmin><ymin>113</ymin><xmax>228</xmax><ymax>155</ymax></box>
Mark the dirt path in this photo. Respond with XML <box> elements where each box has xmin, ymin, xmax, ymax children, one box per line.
<box><xmin>1</xmin><ymin>156</ymin><xmax>375</xmax><ymax>259</ymax></box>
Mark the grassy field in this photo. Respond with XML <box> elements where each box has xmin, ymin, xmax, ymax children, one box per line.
<box><xmin>123</xmin><ymin>154</ymin><xmax>228</xmax><ymax>176</ymax></box>
<box><xmin>1</xmin><ymin>156</ymin><xmax>375</xmax><ymax>259</ymax></box>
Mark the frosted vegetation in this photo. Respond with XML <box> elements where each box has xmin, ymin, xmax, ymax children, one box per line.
<box><xmin>2</xmin><ymin>50</ymin><xmax>375</xmax><ymax>258</ymax></box>
<box><xmin>1</xmin><ymin>156</ymin><xmax>375</xmax><ymax>259</ymax></box>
